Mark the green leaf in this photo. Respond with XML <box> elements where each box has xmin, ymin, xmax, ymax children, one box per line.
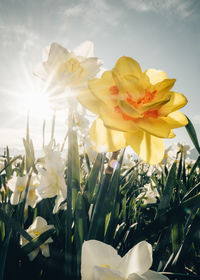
<box><xmin>124</xmin><ymin>192</ymin><xmax>200</xmax><ymax>253</ymax></box>
<box><xmin>104</xmin><ymin>151</ymin><xmax>124</xmax><ymax>244</ymax></box>
<box><xmin>158</xmin><ymin>162</ymin><xmax>177</xmax><ymax>215</ymax></box>
<box><xmin>185</xmin><ymin>117</ymin><xmax>200</xmax><ymax>154</ymax></box>
<box><xmin>0</xmin><ymin>209</ymin><xmax>32</xmax><ymax>242</ymax></box>
<box><xmin>0</xmin><ymin>229</ymin><xmax>12</xmax><ymax>280</ymax></box>
<box><xmin>85</xmin><ymin>153</ymin><xmax>104</xmax><ymax>202</ymax></box>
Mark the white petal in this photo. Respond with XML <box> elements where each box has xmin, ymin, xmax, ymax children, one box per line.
<box><xmin>29</xmin><ymin>216</ymin><xmax>47</xmax><ymax>232</ymax></box>
<box><xmin>80</xmin><ymin>57</ymin><xmax>103</xmax><ymax>81</ymax></box>
<box><xmin>119</xmin><ymin>241</ymin><xmax>152</xmax><ymax>277</ymax></box>
<box><xmin>41</xmin><ymin>244</ymin><xmax>50</xmax><ymax>258</ymax></box>
<box><xmin>93</xmin><ymin>266</ymin><xmax>124</xmax><ymax>280</ymax></box>
<box><xmin>141</xmin><ymin>270</ymin><xmax>169</xmax><ymax>280</ymax></box>
<box><xmin>73</xmin><ymin>41</ymin><xmax>94</xmax><ymax>57</ymax></box>
<box><xmin>53</xmin><ymin>192</ymin><xmax>65</xmax><ymax>214</ymax></box>
<box><xmin>10</xmin><ymin>192</ymin><xmax>21</xmax><ymax>205</ymax></box>
<box><xmin>7</xmin><ymin>177</ymin><xmax>17</xmax><ymax>192</ymax></box>
<box><xmin>128</xmin><ymin>273</ymin><xmax>144</xmax><ymax>280</ymax></box>
<box><xmin>44</xmin><ymin>42</ymin><xmax>69</xmax><ymax>72</ymax></box>
<box><xmin>81</xmin><ymin>240</ymin><xmax>121</xmax><ymax>280</ymax></box>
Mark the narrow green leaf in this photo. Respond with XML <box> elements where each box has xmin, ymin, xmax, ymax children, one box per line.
<box><xmin>185</xmin><ymin>117</ymin><xmax>200</xmax><ymax>154</ymax></box>
<box><xmin>158</xmin><ymin>162</ymin><xmax>177</xmax><ymax>215</ymax></box>
<box><xmin>0</xmin><ymin>209</ymin><xmax>32</xmax><ymax>241</ymax></box>
<box><xmin>0</xmin><ymin>229</ymin><xmax>12</xmax><ymax>280</ymax></box>
<box><xmin>85</xmin><ymin>153</ymin><xmax>104</xmax><ymax>202</ymax></box>
<box><xmin>124</xmin><ymin>192</ymin><xmax>200</xmax><ymax>253</ymax></box>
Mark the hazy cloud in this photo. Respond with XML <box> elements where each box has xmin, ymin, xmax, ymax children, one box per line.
<box><xmin>63</xmin><ymin>0</ymin><xmax>122</xmax><ymax>34</ymax></box>
<box><xmin>123</xmin><ymin>0</ymin><xmax>196</xmax><ymax>18</ymax></box>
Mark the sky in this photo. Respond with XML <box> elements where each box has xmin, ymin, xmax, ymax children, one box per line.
<box><xmin>0</xmin><ymin>0</ymin><xmax>200</xmax><ymax>153</ymax></box>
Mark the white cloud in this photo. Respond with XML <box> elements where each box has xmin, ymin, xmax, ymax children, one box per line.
<box><xmin>63</xmin><ymin>0</ymin><xmax>122</xmax><ymax>34</ymax></box>
<box><xmin>123</xmin><ymin>0</ymin><xmax>195</xmax><ymax>18</ymax></box>
<box><xmin>0</xmin><ymin>24</ymin><xmax>40</xmax><ymax>55</ymax></box>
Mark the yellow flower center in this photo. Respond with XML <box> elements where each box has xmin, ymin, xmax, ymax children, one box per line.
<box><xmin>17</xmin><ymin>185</ymin><xmax>25</xmax><ymax>192</ymax></box>
<box><xmin>28</xmin><ymin>189</ymin><xmax>35</xmax><ymax>199</ymax></box>
<box><xmin>33</xmin><ymin>231</ymin><xmax>41</xmax><ymax>236</ymax></box>
<box><xmin>65</xmin><ymin>58</ymin><xmax>82</xmax><ymax>73</ymax></box>
<box><xmin>100</xmin><ymin>264</ymin><xmax>110</xmax><ymax>268</ymax></box>
<box><xmin>110</xmin><ymin>86</ymin><xmax>159</xmax><ymax>121</ymax></box>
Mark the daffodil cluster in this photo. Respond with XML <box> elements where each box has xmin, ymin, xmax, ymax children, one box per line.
<box><xmin>36</xmin><ymin>41</ymin><xmax>188</xmax><ymax>165</ymax></box>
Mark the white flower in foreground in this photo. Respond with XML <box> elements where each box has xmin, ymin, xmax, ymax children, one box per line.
<box><xmin>81</xmin><ymin>240</ymin><xmax>168</xmax><ymax>280</ymax></box>
<box><xmin>35</xmin><ymin>40</ymin><xmax>103</xmax><ymax>110</ymax></box>
<box><xmin>21</xmin><ymin>216</ymin><xmax>54</xmax><ymax>261</ymax></box>
<box><xmin>7</xmin><ymin>174</ymin><xmax>41</xmax><ymax>208</ymax></box>
<box><xmin>37</xmin><ymin>143</ymin><xmax>67</xmax><ymax>213</ymax></box>
<box><xmin>137</xmin><ymin>184</ymin><xmax>160</xmax><ymax>205</ymax></box>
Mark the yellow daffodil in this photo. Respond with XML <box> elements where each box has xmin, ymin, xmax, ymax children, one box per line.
<box><xmin>78</xmin><ymin>56</ymin><xmax>188</xmax><ymax>164</ymax></box>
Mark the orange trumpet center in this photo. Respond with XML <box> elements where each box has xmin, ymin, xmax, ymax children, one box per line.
<box><xmin>110</xmin><ymin>86</ymin><xmax>159</xmax><ymax>121</ymax></box>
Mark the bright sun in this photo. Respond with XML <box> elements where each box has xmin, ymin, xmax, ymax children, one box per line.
<box><xmin>24</xmin><ymin>90</ymin><xmax>52</xmax><ymax>118</ymax></box>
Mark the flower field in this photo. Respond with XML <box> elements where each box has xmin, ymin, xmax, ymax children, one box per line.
<box><xmin>0</xmin><ymin>41</ymin><xmax>200</xmax><ymax>279</ymax></box>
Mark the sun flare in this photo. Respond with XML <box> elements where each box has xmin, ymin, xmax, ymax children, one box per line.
<box><xmin>24</xmin><ymin>90</ymin><xmax>52</xmax><ymax>118</ymax></box>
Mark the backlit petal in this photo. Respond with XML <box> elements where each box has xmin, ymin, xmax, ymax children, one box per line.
<box><xmin>114</xmin><ymin>56</ymin><xmax>142</xmax><ymax>78</ymax></box>
<box><xmin>81</xmin><ymin>240</ymin><xmax>121</xmax><ymax>280</ymax></box>
<box><xmin>90</xmin><ymin>118</ymin><xmax>126</xmax><ymax>153</ymax></box>
<box><xmin>44</xmin><ymin>43</ymin><xmax>69</xmax><ymax>71</ymax></box>
<box><xmin>93</xmin><ymin>266</ymin><xmax>124</xmax><ymax>280</ymax></box>
<box><xmin>134</xmin><ymin>118</ymin><xmax>171</xmax><ymax>138</ymax></box>
<box><xmin>145</xmin><ymin>69</ymin><xmax>168</xmax><ymax>84</ymax></box>
<box><xmin>88</xmin><ymin>71</ymin><xmax>114</xmax><ymax>105</ymax></box>
<box><xmin>77</xmin><ymin>88</ymin><xmax>100</xmax><ymax>115</ymax></box>
<box><xmin>73</xmin><ymin>41</ymin><xmax>94</xmax><ymax>57</ymax></box>
<box><xmin>159</xmin><ymin>92</ymin><xmax>188</xmax><ymax>116</ymax></box>
<box><xmin>163</xmin><ymin>111</ymin><xmax>188</xmax><ymax>128</ymax></box>
<box><xmin>119</xmin><ymin>241</ymin><xmax>152</xmax><ymax>277</ymax></box>
<box><xmin>99</xmin><ymin>105</ymin><xmax>138</xmax><ymax>132</ymax></box>
<box><xmin>125</xmin><ymin>131</ymin><xmax>164</xmax><ymax>164</ymax></box>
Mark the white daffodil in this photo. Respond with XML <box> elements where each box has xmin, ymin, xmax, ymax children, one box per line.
<box><xmin>81</xmin><ymin>240</ymin><xmax>168</xmax><ymax>280</ymax></box>
<box><xmin>35</xmin><ymin>40</ymin><xmax>103</xmax><ymax>110</ymax></box>
<box><xmin>137</xmin><ymin>184</ymin><xmax>160</xmax><ymax>205</ymax></box>
<box><xmin>21</xmin><ymin>216</ymin><xmax>54</xmax><ymax>261</ymax></box>
<box><xmin>7</xmin><ymin>174</ymin><xmax>41</xmax><ymax>208</ymax></box>
<box><xmin>37</xmin><ymin>143</ymin><xmax>67</xmax><ymax>213</ymax></box>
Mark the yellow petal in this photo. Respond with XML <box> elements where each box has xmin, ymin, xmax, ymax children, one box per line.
<box><xmin>112</xmin><ymin>72</ymin><xmax>144</xmax><ymax>99</ymax></box>
<box><xmin>77</xmin><ymin>88</ymin><xmax>100</xmax><ymax>115</ymax></box>
<box><xmin>99</xmin><ymin>105</ymin><xmax>138</xmax><ymax>132</ymax></box>
<box><xmin>145</xmin><ymin>69</ymin><xmax>168</xmax><ymax>84</ymax></box>
<box><xmin>163</xmin><ymin>111</ymin><xmax>188</xmax><ymax>128</ymax></box>
<box><xmin>140</xmin><ymin>97</ymin><xmax>170</xmax><ymax>113</ymax></box>
<box><xmin>90</xmin><ymin>118</ymin><xmax>126</xmax><ymax>153</ymax></box>
<box><xmin>119</xmin><ymin>99</ymin><xmax>141</xmax><ymax>118</ymax></box>
<box><xmin>159</xmin><ymin>92</ymin><xmax>188</xmax><ymax>116</ymax></box>
<box><xmin>88</xmin><ymin>71</ymin><xmax>114</xmax><ymax>106</ymax></box>
<box><xmin>134</xmin><ymin>117</ymin><xmax>172</xmax><ymax>138</ymax></box>
<box><xmin>152</xmin><ymin>79</ymin><xmax>176</xmax><ymax>97</ymax></box>
<box><xmin>114</xmin><ymin>56</ymin><xmax>142</xmax><ymax>78</ymax></box>
<box><xmin>125</xmin><ymin>131</ymin><xmax>165</xmax><ymax>164</ymax></box>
